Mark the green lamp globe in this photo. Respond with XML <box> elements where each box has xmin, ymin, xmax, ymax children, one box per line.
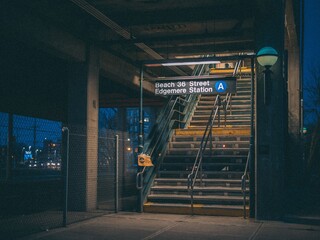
<box><xmin>257</xmin><ymin>47</ymin><xmax>278</xmax><ymax>67</ymax></box>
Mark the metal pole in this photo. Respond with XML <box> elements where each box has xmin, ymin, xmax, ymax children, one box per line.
<box><xmin>140</xmin><ymin>173</ymin><xmax>143</xmax><ymax>213</ymax></box>
<box><xmin>230</xmin><ymin>95</ymin><xmax>232</xmax><ymax>115</ymax></box>
<box><xmin>249</xmin><ymin>57</ymin><xmax>255</xmax><ymax>218</ymax></box>
<box><xmin>300</xmin><ymin>99</ymin><xmax>304</xmax><ymax>136</ymax></box>
<box><xmin>191</xmin><ymin>186</ymin><xmax>194</xmax><ymax>215</ymax></box>
<box><xmin>136</xmin><ymin>167</ymin><xmax>145</xmax><ymax>213</ymax></box>
<box><xmin>243</xmin><ymin>187</ymin><xmax>247</xmax><ymax>219</ymax></box>
<box><xmin>115</xmin><ymin>135</ymin><xmax>119</xmax><ymax>213</ymax></box>
<box><xmin>137</xmin><ymin>65</ymin><xmax>144</xmax><ymax>213</ymax></box>
<box><xmin>218</xmin><ymin>96</ymin><xmax>221</xmax><ymax>127</ymax></box>
<box><xmin>224</xmin><ymin>100</ymin><xmax>227</xmax><ymax>127</ymax></box>
<box><xmin>138</xmin><ymin>66</ymin><xmax>144</xmax><ymax>154</ymax></box>
<box><xmin>210</xmin><ymin>97</ymin><xmax>213</xmax><ymax>155</ymax></box>
<box><xmin>62</xmin><ymin>127</ymin><xmax>69</xmax><ymax>227</ymax></box>
<box><xmin>6</xmin><ymin>113</ymin><xmax>13</xmax><ymax>181</ymax></box>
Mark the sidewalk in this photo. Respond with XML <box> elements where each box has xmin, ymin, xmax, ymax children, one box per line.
<box><xmin>20</xmin><ymin>212</ymin><xmax>320</xmax><ymax>240</ymax></box>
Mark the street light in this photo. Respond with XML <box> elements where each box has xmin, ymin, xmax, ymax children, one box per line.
<box><xmin>257</xmin><ymin>47</ymin><xmax>279</xmax><ymax>105</ymax></box>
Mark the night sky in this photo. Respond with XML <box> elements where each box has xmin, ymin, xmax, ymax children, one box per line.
<box><xmin>304</xmin><ymin>1</ymin><xmax>320</xmax><ymax>80</ymax></box>
<box><xmin>304</xmin><ymin>0</ymin><xmax>320</xmax><ymax>125</ymax></box>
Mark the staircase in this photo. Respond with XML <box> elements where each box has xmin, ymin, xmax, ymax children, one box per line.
<box><xmin>143</xmin><ymin>76</ymin><xmax>252</xmax><ymax>216</ymax></box>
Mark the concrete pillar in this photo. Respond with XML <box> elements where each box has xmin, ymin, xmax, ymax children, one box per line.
<box><xmin>254</xmin><ymin>0</ymin><xmax>286</xmax><ymax>219</ymax></box>
<box><xmin>285</xmin><ymin>0</ymin><xmax>302</xmax><ymax>185</ymax></box>
<box><xmin>67</xmin><ymin>45</ymin><xmax>99</xmax><ymax>211</ymax></box>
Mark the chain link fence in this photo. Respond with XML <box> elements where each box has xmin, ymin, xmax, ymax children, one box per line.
<box><xmin>0</xmin><ymin>113</ymin><xmax>64</xmax><ymax>239</ymax></box>
<box><xmin>0</xmin><ymin>110</ymin><xmax>141</xmax><ymax>239</ymax></box>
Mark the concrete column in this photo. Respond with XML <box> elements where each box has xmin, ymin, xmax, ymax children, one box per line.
<box><xmin>86</xmin><ymin>45</ymin><xmax>100</xmax><ymax>210</ymax></box>
<box><xmin>285</xmin><ymin>0</ymin><xmax>302</xmax><ymax>185</ymax></box>
<box><xmin>254</xmin><ymin>0</ymin><xmax>286</xmax><ymax>220</ymax></box>
<box><xmin>67</xmin><ymin>45</ymin><xmax>99</xmax><ymax>211</ymax></box>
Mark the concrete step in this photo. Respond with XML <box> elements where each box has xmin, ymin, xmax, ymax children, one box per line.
<box><xmin>160</xmin><ymin>162</ymin><xmax>245</xmax><ymax>171</ymax></box>
<box><xmin>167</xmin><ymin>144</ymin><xmax>248</xmax><ymax>151</ymax></box>
<box><xmin>195</xmin><ymin>108</ymin><xmax>251</xmax><ymax>114</ymax></box>
<box><xmin>198</xmin><ymin>99</ymin><xmax>252</xmax><ymax>105</ymax></box>
<box><xmin>188</xmin><ymin>124</ymin><xmax>251</xmax><ymax>129</ymax></box>
<box><xmin>169</xmin><ymin>141</ymin><xmax>249</xmax><ymax>148</ymax></box>
<box><xmin>189</xmin><ymin>123</ymin><xmax>251</xmax><ymax>128</ymax></box>
<box><xmin>147</xmin><ymin>194</ymin><xmax>248</xmax><ymax>205</ymax></box>
<box><xmin>166</xmin><ymin>148</ymin><xmax>249</xmax><ymax>156</ymax></box>
<box><xmin>196</xmin><ymin>104</ymin><xmax>251</xmax><ymax>110</ymax></box>
<box><xmin>190</xmin><ymin>119</ymin><xmax>251</xmax><ymax>124</ymax></box>
<box><xmin>175</xmin><ymin>128</ymin><xmax>251</xmax><ymax>136</ymax></box>
<box><xmin>157</xmin><ymin>170</ymin><xmax>244</xmax><ymax>179</ymax></box>
<box><xmin>163</xmin><ymin>154</ymin><xmax>248</xmax><ymax>162</ymax></box>
<box><xmin>194</xmin><ymin>109</ymin><xmax>252</xmax><ymax>116</ymax></box>
<box><xmin>200</xmin><ymin>95</ymin><xmax>251</xmax><ymax>100</ymax></box>
<box><xmin>150</xmin><ymin>185</ymin><xmax>248</xmax><ymax>197</ymax></box>
<box><xmin>191</xmin><ymin>115</ymin><xmax>251</xmax><ymax>121</ymax></box>
<box><xmin>153</xmin><ymin>178</ymin><xmax>247</xmax><ymax>187</ymax></box>
<box><xmin>171</xmin><ymin>135</ymin><xmax>250</xmax><ymax>142</ymax></box>
<box><xmin>143</xmin><ymin>202</ymin><xmax>249</xmax><ymax>216</ymax></box>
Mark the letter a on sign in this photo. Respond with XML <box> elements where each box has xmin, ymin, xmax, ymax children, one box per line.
<box><xmin>218</xmin><ymin>83</ymin><xmax>224</xmax><ymax>90</ymax></box>
<box><xmin>215</xmin><ymin>81</ymin><xmax>228</xmax><ymax>93</ymax></box>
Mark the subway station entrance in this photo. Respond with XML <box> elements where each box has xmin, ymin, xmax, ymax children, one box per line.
<box><xmin>136</xmin><ymin>55</ymin><xmax>255</xmax><ymax>217</ymax></box>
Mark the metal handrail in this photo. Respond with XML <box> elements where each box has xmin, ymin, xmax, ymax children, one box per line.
<box><xmin>187</xmin><ymin>95</ymin><xmax>221</xmax><ymax>215</ymax></box>
<box><xmin>136</xmin><ymin>96</ymin><xmax>194</xmax><ymax>206</ymax></box>
<box><xmin>241</xmin><ymin>146</ymin><xmax>250</xmax><ymax>218</ymax></box>
<box><xmin>225</xmin><ymin>93</ymin><xmax>232</xmax><ymax>114</ymax></box>
<box><xmin>149</xmin><ymin>97</ymin><xmax>189</xmax><ymax>156</ymax></box>
<box><xmin>222</xmin><ymin>93</ymin><xmax>232</xmax><ymax>126</ymax></box>
<box><xmin>136</xmin><ymin>166</ymin><xmax>146</xmax><ymax>213</ymax></box>
<box><xmin>144</xmin><ymin>62</ymin><xmax>208</xmax><ymax>156</ymax></box>
<box><xmin>136</xmin><ymin>64</ymin><xmax>206</xmax><ymax>212</ymax></box>
<box><xmin>240</xmin><ymin>60</ymin><xmax>253</xmax><ymax>219</ymax></box>
<box><xmin>136</xmin><ymin>166</ymin><xmax>146</xmax><ymax>190</ymax></box>
<box><xmin>144</xmin><ymin>96</ymin><xmax>186</xmax><ymax>149</ymax></box>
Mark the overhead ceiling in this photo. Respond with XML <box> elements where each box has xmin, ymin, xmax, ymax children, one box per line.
<box><xmin>1</xmin><ymin>0</ymin><xmax>301</xmax><ymax>112</ymax></box>
<box><xmin>81</xmin><ymin>0</ymin><xmax>255</xmax><ymax>76</ymax></box>
<box><xmin>9</xmin><ymin>0</ymin><xmax>255</xmax><ymax>77</ymax></box>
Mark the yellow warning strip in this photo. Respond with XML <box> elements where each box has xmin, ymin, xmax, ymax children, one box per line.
<box><xmin>209</xmin><ymin>67</ymin><xmax>252</xmax><ymax>75</ymax></box>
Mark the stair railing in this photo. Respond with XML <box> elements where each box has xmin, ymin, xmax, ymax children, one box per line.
<box><xmin>136</xmin><ymin>63</ymin><xmax>206</xmax><ymax>212</ymax></box>
<box><xmin>136</xmin><ymin>94</ymin><xmax>197</xmax><ymax>212</ymax></box>
<box><xmin>222</xmin><ymin>93</ymin><xmax>232</xmax><ymax>127</ymax></box>
<box><xmin>136</xmin><ymin>166</ymin><xmax>146</xmax><ymax>212</ymax></box>
<box><xmin>241</xmin><ymin>150</ymin><xmax>250</xmax><ymax>218</ymax></box>
<box><xmin>187</xmin><ymin>95</ymin><xmax>221</xmax><ymax>215</ymax></box>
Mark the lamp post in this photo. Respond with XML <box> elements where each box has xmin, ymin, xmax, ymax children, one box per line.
<box><xmin>21</xmin><ymin>147</ymin><xmax>25</xmax><ymax>164</ymax></box>
<box><xmin>35</xmin><ymin>149</ymin><xmax>39</xmax><ymax>160</ymax></box>
<box><xmin>257</xmin><ymin>47</ymin><xmax>279</xmax><ymax>105</ymax></box>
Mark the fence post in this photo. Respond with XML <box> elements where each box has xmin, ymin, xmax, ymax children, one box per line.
<box><xmin>6</xmin><ymin>113</ymin><xmax>14</xmax><ymax>181</ymax></box>
<box><xmin>62</xmin><ymin>127</ymin><xmax>69</xmax><ymax>227</ymax></box>
<box><xmin>115</xmin><ymin>135</ymin><xmax>119</xmax><ymax>213</ymax></box>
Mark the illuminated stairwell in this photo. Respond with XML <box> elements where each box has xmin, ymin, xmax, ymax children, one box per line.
<box><xmin>144</xmin><ymin>76</ymin><xmax>252</xmax><ymax>216</ymax></box>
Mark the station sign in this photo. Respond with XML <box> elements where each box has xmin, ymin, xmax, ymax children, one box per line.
<box><xmin>154</xmin><ymin>77</ymin><xmax>236</xmax><ymax>96</ymax></box>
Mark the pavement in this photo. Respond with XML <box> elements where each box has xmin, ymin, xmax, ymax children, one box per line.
<box><xmin>20</xmin><ymin>212</ymin><xmax>320</xmax><ymax>240</ymax></box>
